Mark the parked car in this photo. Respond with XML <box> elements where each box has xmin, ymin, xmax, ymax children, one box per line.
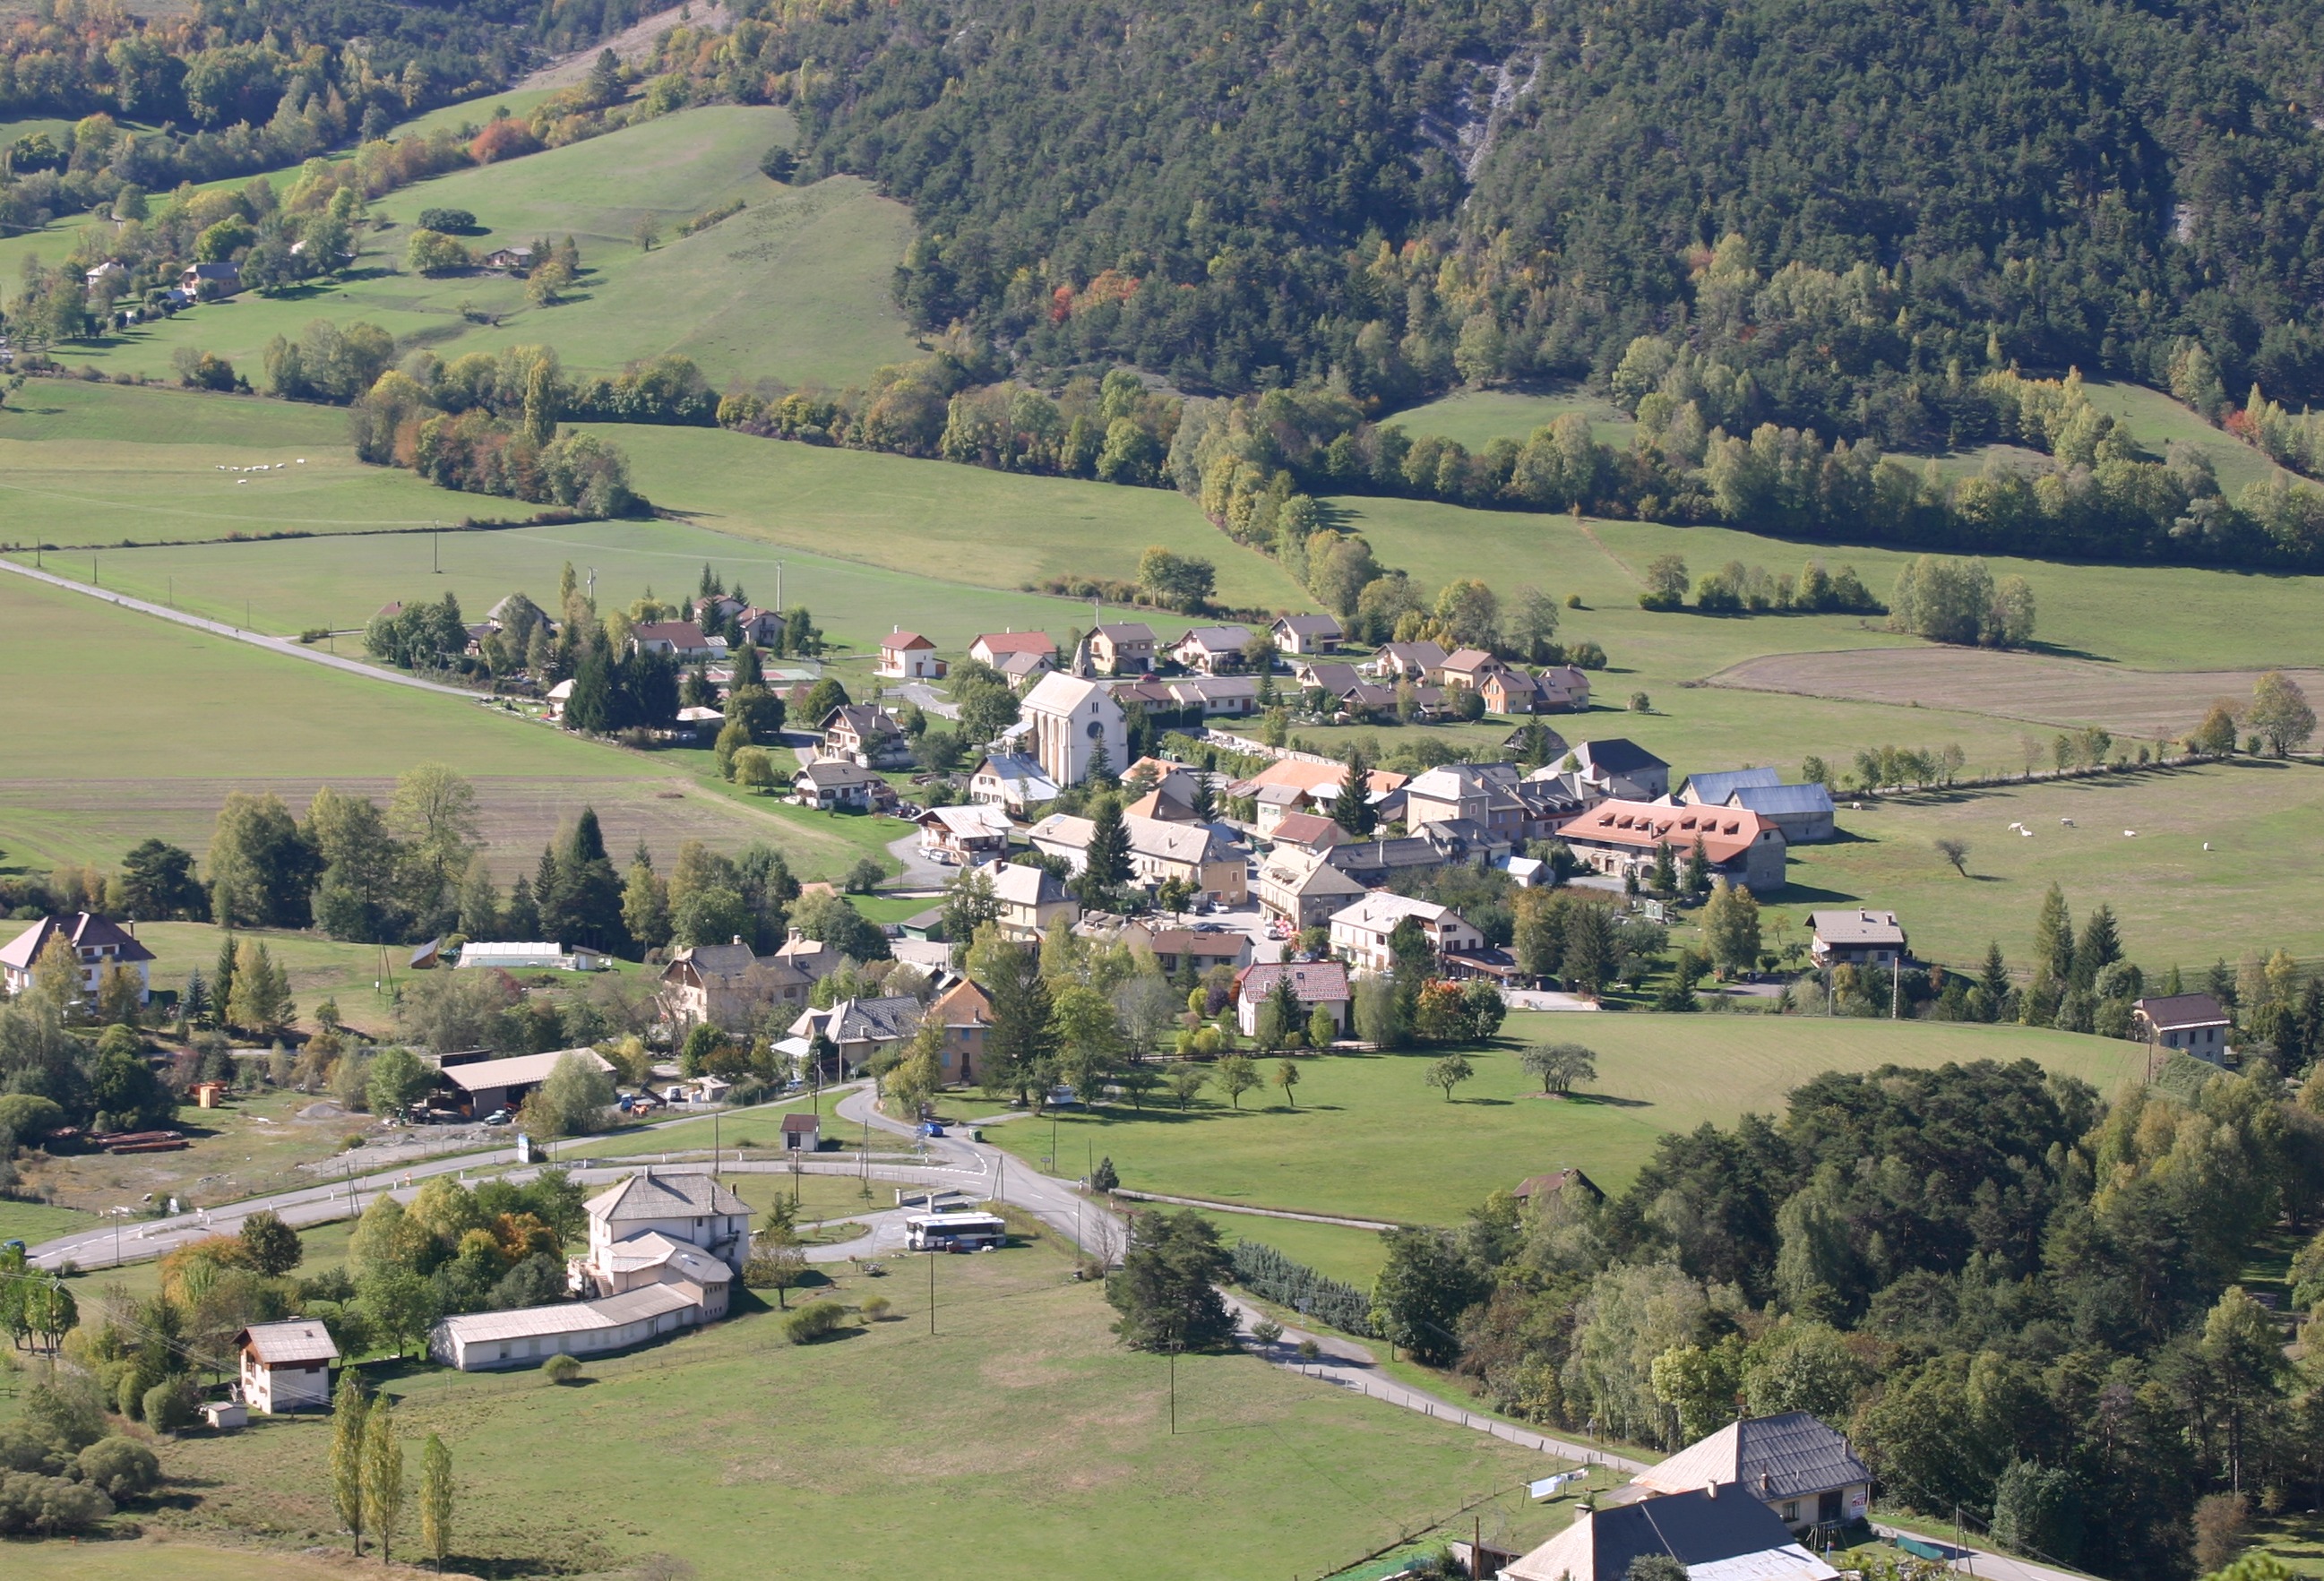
<box><xmin>483</xmin><ymin>1108</ymin><xmax>512</xmax><ymax>1125</ymax></box>
<box><xmin>919</xmin><ymin>1121</ymin><xmax>946</xmax><ymax>1138</ymax></box>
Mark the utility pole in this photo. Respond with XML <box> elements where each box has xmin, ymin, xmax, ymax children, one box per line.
<box><xmin>1891</xmin><ymin>951</ymin><xmax>1900</xmax><ymax>1020</ymax></box>
<box><xmin>929</xmin><ymin>1245</ymin><xmax>936</xmax><ymax>1335</ymax></box>
<box><xmin>433</xmin><ymin>522</ymin><xmax>440</xmax><ymax>573</ymax></box>
<box><xmin>1169</xmin><ymin>1345</ymin><xmax>1177</xmax><ymax>1435</ymax></box>
<box><xmin>713</xmin><ymin>1106</ymin><xmax>720</xmax><ymax>1180</ymax></box>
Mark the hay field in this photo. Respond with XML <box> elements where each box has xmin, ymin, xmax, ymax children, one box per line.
<box><xmin>0</xmin><ymin>571</ymin><xmax>899</xmax><ymax>881</ymax></box>
<box><xmin>602</xmin><ymin>422</ymin><xmax>1317</xmax><ymax>610</ymax></box>
<box><xmin>1707</xmin><ymin>648</ymin><xmax>2324</xmax><ymax>740</ymax></box>
<box><xmin>1770</xmin><ymin>759</ymin><xmax>2324</xmax><ymax>967</ymax></box>
<box><xmin>31</xmin><ymin>515</ymin><xmax>1154</xmax><ymax>655</ymax></box>
<box><xmin>0</xmin><ymin>381</ymin><xmax>512</xmax><ymax>548</ymax></box>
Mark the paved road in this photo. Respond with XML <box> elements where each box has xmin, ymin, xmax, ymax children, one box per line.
<box><xmin>886</xmin><ymin>830</ymin><xmax>953</xmax><ymax>889</ymax></box>
<box><xmin>892</xmin><ymin>681</ymin><xmax>960</xmax><ymax>720</ymax></box>
<box><xmin>0</xmin><ymin>556</ymin><xmax>486</xmax><ymax>699</ymax></box>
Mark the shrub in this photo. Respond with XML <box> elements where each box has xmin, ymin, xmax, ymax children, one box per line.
<box><xmin>0</xmin><ymin>1470</ymin><xmax>113</xmax><ymax>1534</ymax></box>
<box><xmin>543</xmin><ymin>1353</ymin><xmax>581</xmax><ymax>1385</ymax></box>
<box><xmin>141</xmin><ymin>1378</ymin><xmax>192</xmax><ymax>1434</ymax></box>
<box><xmin>1250</xmin><ymin>1319</ymin><xmax>1283</xmax><ymax>1346</ymax></box>
<box><xmin>75</xmin><ymin>1437</ymin><xmax>159</xmax><ymax>1499</ymax></box>
<box><xmin>469</xmin><ymin>119</ymin><xmax>542</xmax><ymax>164</ymax></box>
<box><xmin>417</xmin><ymin>207</ymin><xmax>476</xmax><ymax>232</ymax></box>
<box><xmin>1295</xmin><ymin>1338</ymin><xmax>1321</xmax><ymax>1360</ymax></box>
<box><xmin>783</xmin><ymin>1301</ymin><xmax>848</xmax><ymax>1344</ymax></box>
<box><xmin>860</xmin><ymin>1295</ymin><xmax>892</xmax><ymax>1322</ymax></box>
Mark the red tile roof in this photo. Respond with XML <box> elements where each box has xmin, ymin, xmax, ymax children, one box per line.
<box><xmin>1566</xmin><ymin>800</ymin><xmax>1771</xmax><ymax>863</ymax></box>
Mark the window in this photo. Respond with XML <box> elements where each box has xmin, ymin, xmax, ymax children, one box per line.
<box><xmin>1783</xmin><ymin>1501</ymin><xmax>1799</xmax><ymax>1523</ymax></box>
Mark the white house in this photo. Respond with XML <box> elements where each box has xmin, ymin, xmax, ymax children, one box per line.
<box><xmin>877</xmin><ymin>628</ymin><xmax>945</xmax><ymax>680</ymax></box>
<box><xmin>1629</xmin><ymin>1412</ymin><xmax>1873</xmax><ymax>1534</ymax></box>
<box><xmin>968</xmin><ymin>752</ymin><xmax>1061</xmax><ymax>814</ymax></box>
<box><xmin>1021</xmin><ymin>672</ymin><xmax>1127</xmax><ymax>787</ymax></box>
<box><xmin>235</xmin><ymin>1319</ymin><xmax>338</xmax><ymax>1413</ymax></box>
<box><xmin>1271</xmin><ymin>614</ymin><xmax>1343</xmax><ymax>655</ymax></box>
<box><xmin>428</xmin><ymin>1168</ymin><xmax>749</xmax><ymax>1372</ymax></box>
<box><xmin>1</xmin><ymin>912</ymin><xmax>155</xmax><ymax>1004</ymax></box>
<box><xmin>1328</xmin><ymin>893</ymin><xmax>1486</xmax><ymax>974</ymax></box>
<box><xmin>629</xmin><ymin>620</ymin><xmax>717</xmax><ymax>662</ymax></box>
<box><xmin>1233</xmin><ymin>961</ymin><xmax>1351</xmax><ymax>1037</ymax></box>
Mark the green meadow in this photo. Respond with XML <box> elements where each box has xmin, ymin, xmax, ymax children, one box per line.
<box><xmin>0</xmin><ymin>381</ymin><xmax>516</xmax><ymax>549</ymax></box>
<box><xmin>1389</xmin><ymin>385</ymin><xmax>1639</xmax><ymax>451</ymax></box>
<box><xmin>7</xmin><ymin>106</ymin><xmax>918</xmax><ymax>391</ymax></box>
<box><xmin>598</xmin><ymin>420</ymin><xmax>1315</xmax><ymax>609</ymax></box>
<box><xmin>0</xmin><ymin>571</ymin><xmax>908</xmax><ymax>881</ymax></box>
<box><xmin>1762</xmin><ymin>760</ymin><xmax>2324</xmax><ymax>968</ymax></box>
<box><xmin>37</xmin><ymin>515</ymin><xmax>1158</xmax><ymax>656</ymax></box>
<box><xmin>74</xmin><ymin>1235</ymin><xmax>1564</xmax><ymax>1581</ymax></box>
<box><xmin>992</xmin><ymin>1014</ymin><xmax>2139</xmax><ymax>1226</ymax></box>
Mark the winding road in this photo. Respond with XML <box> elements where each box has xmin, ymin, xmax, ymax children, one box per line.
<box><xmin>24</xmin><ymin>1088</ymin><xmax>2082</xmax><ymax>1581</ymax></box>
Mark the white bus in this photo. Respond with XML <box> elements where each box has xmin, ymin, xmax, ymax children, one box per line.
<box><xmin>905</xmin><ymin>1212</ymin><xmax>1007</xmax><ymax>1252</ymax></box>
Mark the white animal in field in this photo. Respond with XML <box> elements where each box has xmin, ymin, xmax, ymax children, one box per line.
<box><xmin>236</xmin><ymin>478</ymin><xmax>246</xmax><ymax>485</ymax></box>
<box><xmin>297</xmin><ymin>458</ymin><xmax>306</xmax><ymax>464</ymax></box>
<box><xmin>2020</xmin><ymin>828</ymin><xmax>2033</xmax><ymax>838</ymax></box>
<box><xmin>2008</xmin><ymin>821</ymin><xmax>2024</xmax><ymax>832</ymax></box>
<box><xmin>2060</xmin><ymin>817</ymin><xmax>2076</xmax><ymax>827</ymax></box>
<box><xmin>2204</xmin><ymin>842</ymin><xmax>2214</xmax><ymax>852</ymax></box>
<box><xmin>2123</xmin><ymin>829</ymin><xmax>2137</xmax><ymax>838</ymax></box>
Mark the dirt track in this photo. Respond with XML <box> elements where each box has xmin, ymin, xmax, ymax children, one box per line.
<box><xmin>1705</xmin><ymin>647</ymin><xmax>2324</xmax><ymax>738</ymax></box>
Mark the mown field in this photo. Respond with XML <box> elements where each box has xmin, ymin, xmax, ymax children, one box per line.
<box><xmin>598</xmin><ymin>420</ymin><xmax>1315</xmax><ymax>610</ymax></box>
<box><xmin>991</xmin><ymin>1013</ymin><xmax>2140</xmax><ymax>1226</ymax></box>
<box><xmin>0</xmin><ymin>382</ymin><xmax>515</xmax><ymax>549</ymax></box>
<box><xmin>4</xmin><ymin>106</ymin><xmax>917</xmax><ymax>391</ymax></box>
<box><xmin>39</xmin><ymin>514</ymin><xmax>1149</xmax><ymax>657</ymax></box>
<box><xmin>1709</xmin><ymin>648</ymin><xmax>2324</xmax><ymax>739</ymax></box>
<box><xmin>0</xmin><ymin>571</ymin><xmax>909</xmax><ymax>881</ymax></box>
<box><xmin>1766</xmin><ymin>760</ymin><xmax>2324</xmax><ymax>968</ymax></box>
<box><xmin>52</xmin><ymin>1234</ymin><xmax>1566</xmax><ymax>1581</ymax></box>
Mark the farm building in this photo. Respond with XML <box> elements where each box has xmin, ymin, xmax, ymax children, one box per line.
<box><xmin>430</xmin><ymin>1168</ymin><xmax>749</xmax><ymax>1372</ymax></box>
<box><xmin>1564</xmin><ymin>739</ymin><xmax>1673</xmax><ymax>800</ymax></box>
<box><xmin>1683</xmin><ymin>767</ymin><xmax>1838</xmax><ymax>842</ymax></box>
<box><xmin>235</xmin><ymin>1319</ymin><xmax>338</xmax><ymax>1413</ymax></box>
<box><xmin>781</xmin><ymin>1113</ymin><xmax>822</xmax><ymax>1151</ymax></box>
<box><xmin>1561</xmin><ymin>801</ymin><xmax>1787</xmax><ymax>893</ymax></box>
<box><xmin>456</xmin><ymin>941</ymin><xmax>608</xmax><ymax>971</ymax></box>
<box><xmin>432</xmin><ymin>1047</ymin><xmax>615</xmax><ymax>1118</ymax></box>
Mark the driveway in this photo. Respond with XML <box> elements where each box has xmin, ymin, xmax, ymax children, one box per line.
<box><xmin>887</xmin><ymin>830</ymin><xmax>952</xmax><ymax>890</ymax></box>
<box><xmin>891</xmin><ymin>682</ymin><xmax>960</xmax><ymax>721</ymax></box>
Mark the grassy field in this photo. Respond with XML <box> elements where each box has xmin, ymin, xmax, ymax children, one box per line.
<box><xmin>1766</xmin><ymin>760</ymin><xmax>2324</xmax><ymax>967</ymax></box>
<box><xmin>0</xmin><ymin>382</ymin><xmax>519</xmax><ymax>549</ymax></box>
<box><xmin>13</xmin><ymin>1081</ymin><xmax>381</xmax><ymax>1221</ymax></box>
<box><xmin>0</xmin><ymin>1198</ymin><xmax>100</xmax><ymax>1244</ymax></box>
<box><xmin>1388</xmin><ymin>386</ymin><xmax>1639</xmax><ymax>451</ymax></box>
<box><xmin>1184</xmin><ymin>1207</ymin><xmax>1392</xmax><ymax>1289</ymax></box>
<box><xmin>33</xmin><ymin>512</ymin><xmax>1166</xmax><ymax>656</ymax></box>
<box><xmin>1708</xmin><ymin>648</ymin><xmax>2324</xmax><ymax>740</ymax></box>
<box><xmin>0</xmin><ymin>1542</ymin><xmax>366</xmax><ymax>1581</ymax></box>
<box><xmin>7</xmin><ymin>106</ymin><xmax>918</xmax><ymax>391</ymax></box>
<box><xmin>99</xmin><ymin>1235</ymin><xmax>1565</xmax><ymax>1581</ymax></box>
<box><xmin>2085</xmin><ymin>379</ymin><xmax>2288</xmax><ymax>496</ymax></box>
<box><xmin>0</xmin><ymin>571</ymin><xmax>913</xmax><ymax>882</ymax></box>
<box><xmin>601</xmin><ymin>422</ymin><xmax>1315</xmax><ymax>610</ymax></box>
<box><xmin>991</xmin><ymin>1014</ymin><xmax>2142</xmax><ymax>1224</ymax></box>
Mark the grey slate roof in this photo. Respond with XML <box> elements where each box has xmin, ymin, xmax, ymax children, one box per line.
<box><xmin>2134</xmin><ymin>991</ymin><xmax>2232</xmax><ymax>1030</ymax></box>
<box><xmin>1572</xmin><ymin>737</ymin><xmax>1669</xmax><ymax>775</ymax></box>
<box><xmin>1637</xmin><ymin>1412</ymin><xmax>1872</xmax><ymax>1502</ymax></box>
<box><xmin>587</xmin><ymin>1168</ymin><xmax>751</xmax><ymax>1222</ymax></box>
<box><xmin>1730</xmin><ymin>782</ymin><xmax>1838</xmax><ymax>817</ymax></box>
<box><xmin>1685</xmin><ymin>766</ymin><xmax>1784</xmax><ymax>803</ymax></box>
<box><xmin>831</xmin><ymin>994</ymin><xmax>924</xmax><ymax>1043</ymax></box>
<box><xmin>1505</xmin><ymin>1486</ymin><xmax>1829</xmax><ymax>1581</ymax></box>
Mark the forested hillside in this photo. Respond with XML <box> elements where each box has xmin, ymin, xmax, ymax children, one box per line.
<box><xmin>702</xmin><ymin>0</ymin><xmax>2324</xmax><ymax>437</ymax></box>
